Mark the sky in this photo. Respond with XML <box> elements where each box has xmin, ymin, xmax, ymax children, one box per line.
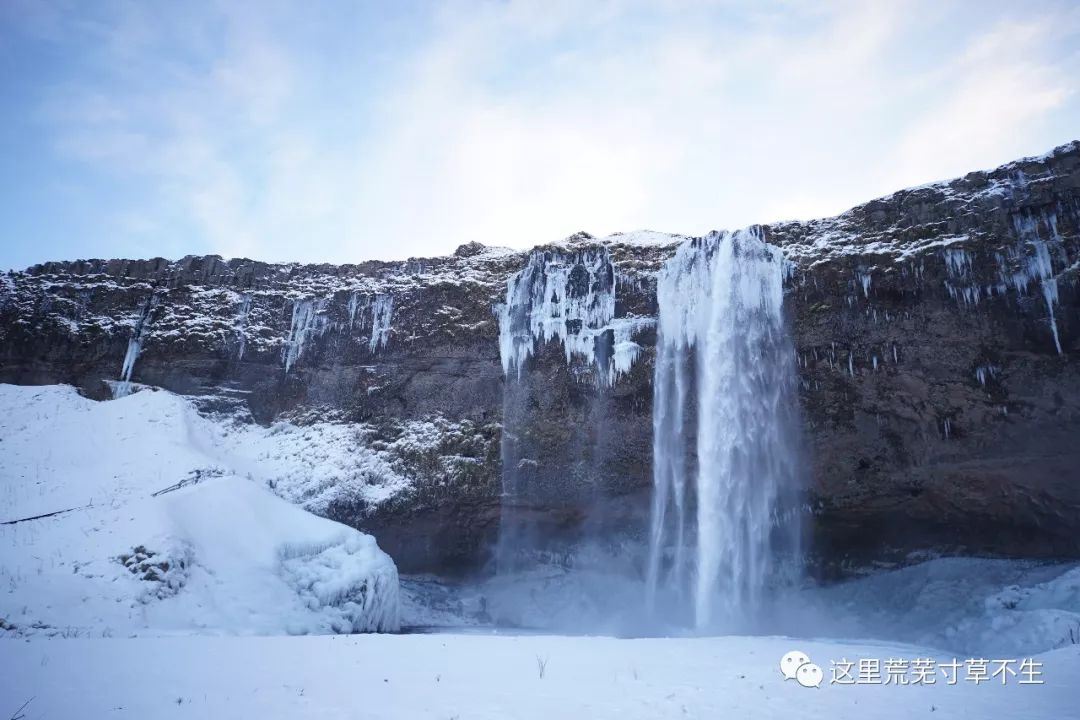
<box><xmin>1</xmin><ymin>0</ymin><xmax>1079</xmax><ymax>270</ymax></box>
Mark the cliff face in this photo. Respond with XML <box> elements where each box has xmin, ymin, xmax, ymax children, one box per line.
<box><xmin>2</xmin><ymin>142</ymin><xmax>1078</xmax><ymax>575</ymax></box>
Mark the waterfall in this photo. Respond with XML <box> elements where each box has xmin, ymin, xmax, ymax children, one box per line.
<box><xmin>115</xmin><ymin>296</ymin><xmax>157</xmax><ymax>398</ymax></box>
<box><xmin>645</xmin><ymin>228</ymin><xmax>802</xmax><ymax>631</ymax></box>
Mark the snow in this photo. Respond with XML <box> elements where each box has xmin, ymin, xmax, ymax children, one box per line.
<box><xmin>793</xmin><ymin>557</ymin><xmax>1080</xmax><ymax>659</ymax></box>
<box><xmin>0</xmin><ymin>384</ymin><xmax>417</xmax><ymax>519</ymax></box>
<box><xmin>0</xmin><ymin>384</ymin><xmax>400</xmax><ymax>637</ymax></box>
<box><xmin>4</xmin><ymin>386</ymin><xmax>1080</xmax><ymax>717</ymax></box>
<box><xmin>600</xmin><ymin>229</ymin><xmax>687</xmax><ymax>247</ymax></box>
<box><xmin>1</xmin><ymin>634</ymin><xmax>1076</xmax><ymax>719</ymax></box>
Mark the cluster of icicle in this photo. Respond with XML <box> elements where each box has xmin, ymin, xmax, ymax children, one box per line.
<box><xmin>645</xmin><ymin>228</ymin><xmax>802</xmax><ymax>631</ymax></box>
<box><xmin>936</xmin><ymin>210</ymin><xmax>1066</xmax><ymax>354</ymax></box>
<box><xmin>497</xmin><ymin>248</ymin><xmax>649</xmax><ymax>386</ymax></box>
<box><xmin>282</xmin><ymin>293</ymin><xmax>394</xmax><ymax>373</ymax></box>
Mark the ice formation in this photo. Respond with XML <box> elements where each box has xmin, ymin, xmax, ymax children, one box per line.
<box><xmin>931</xmin><ymin>209</ymin><xmax>1067</xmax><ymax>354</ymax></box>
<box><xmin>345</xmin><ymin>291</ymin><xmax>395</xmax><ymax>352</ymax></box>
<box><xmin>281</xmin><ymin>292</ymin><xmax>394</xmax><ymax>373</ymax></box>
<box><xmin>857</xmin><ymin>270</ymin><xmax>872</xmax><ymax>298</ymax></box>
<box><xmin>974</xmin><ymin>365</ymin><xmax>998</xmax><ymax>387</ymax></box>
<box><xmin>233</xmin><ymin>294</ymin><xmax>252</xmax><ymax>361</ymax></box>
<box><xmin>1008</xmin><ymin>211</ymin><xmax>1065</xmax><ymax>355</ymax></box>
<box><xmin>497</xmin><ymin>247</ymin><xmax>651</xmax><ymax>385</ymax></box>
<box><xmin>368</xmin><ymin>293</ymin><xmax>393</xmax><ymax>353</ymax></box>
<box><xmin>278</xmin><ymin>532</ymin><xmax>401</xmax><ymax>634</ymax></box>
<box><xmin>645</xmin><ymin>229</ymin><xmax>802</xmax><ymax>630</ymax></box>
<box><xmin>283</xmin><ymin>298</ymin><xmax>329</xmax><ymax>373</ymax></box>
<box><xmin>115</xmin><ymin>296</ymin><xmax>157</xmax><ymax>397</ymax></box>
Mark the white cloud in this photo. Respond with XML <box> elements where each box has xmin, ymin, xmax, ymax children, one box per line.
<box><xmin>22</xmin><ymin>0</ymin><xmax>1080</xmax><ymax>264</ymax></box>
<box><xmin>891</xmin><ymin>18</ymin><xmax>1075</xmax><ymax>187</ymax></box>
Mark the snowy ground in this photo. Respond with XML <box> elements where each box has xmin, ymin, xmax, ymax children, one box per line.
<box><xmin>4</xmin><ymin>383</ymin><xmax>1080</xmax><ymax>718</ymax></box>
<box><xmin>2</xmin><ymin>634</ymin><xmax>1078</xmax><ymax>719</ymax></box>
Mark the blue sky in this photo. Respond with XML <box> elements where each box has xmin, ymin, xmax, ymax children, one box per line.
<box><xmin>1</xmin><ymin>0</ymin><xmax>1079</xmax><ymax>270</ymax></box>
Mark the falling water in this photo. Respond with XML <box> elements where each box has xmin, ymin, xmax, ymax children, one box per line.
<box><xmin>645</xmin><ymin>228</ymin><xmax>802</xmax><ymax>631</ymax></box>
<box><xmin>115</xmin><ymin>296</ymin><xmax>158</xmax><ymax>398</ymax></box>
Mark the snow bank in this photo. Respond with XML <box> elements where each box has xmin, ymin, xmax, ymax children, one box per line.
<box><xmin>791</xmin><ymin>557</ymin><xmax>1080</xmax><ymax>657</ymax></box>
<box><xmin>0</xmin><ymin>384</ymin><xmax>400</xmax><ymax>637</ymax></box>
<box><xmin>1</xmin><ymin>634</ymin><xmax>1077</xmax><ymax>719</ymax></box>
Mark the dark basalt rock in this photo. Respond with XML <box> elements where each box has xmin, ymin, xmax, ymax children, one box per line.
<box><xmin>1</xmin><ymin>141</ymin><xmax>1079</xmax><ymax>576</ymax></box>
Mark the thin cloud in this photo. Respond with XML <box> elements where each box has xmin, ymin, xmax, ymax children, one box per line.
<box><xmin>4</xmin><ymin>0</ymin><xmax>1079</xmax><ymax>268</ymax></box>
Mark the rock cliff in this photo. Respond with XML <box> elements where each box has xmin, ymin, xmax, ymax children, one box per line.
<box><xmin>2</xmin><ymin>141</ymin><xmax>1078</xmax><ymax>576</ymax></box>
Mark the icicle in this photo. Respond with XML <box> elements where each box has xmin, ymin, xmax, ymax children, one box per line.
<box><xmin>368</xmin><ymin>294</ymin><xmax>394</xmax><ymax>353</ymax></box>
<box><xmin>497</xmin><ymin>247</ymin><xmax>650</xmax><ymax>386</ymax></box>
<box><xmin>282</xmin><ymin>298</ymin><xmax>330</xmax><ymax>373</ymax></box>
<box><xmin>347</xmin><ymin>292</ymin><xmax>367</xmax><ymax>329</ymax></box>
<box><xmin>234</xmin><ymin>294</ymin><xmax>252</xmax><ymax>361</ymax></box>
<box><xmin>974</xmin><ymin>365</ymin><xmax>998</xmax><ymax>387</ymax></box>
<box><xmin>1011</xmin><ymin>213</ymin><xmax>1065</xmax><ymax>354</ymax></box>
<box><xmin>857</xmin><ymin>271</ymin><xmax>871</xmax><ymax>298</ymax></box>
<box><xmin>943</xmin><ymin>248</ymin><xmax>972</xmax><ymax>279</ymax></box>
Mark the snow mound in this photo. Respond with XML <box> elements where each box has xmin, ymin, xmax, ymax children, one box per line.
<box><xmin>792</xmin><ymin>557</ymin><xmax>1080</xmax><ymax>657</ymax></box>
<box><xmin>0</xmin><ymin>384</ymin><xmax>400</xmax><ymax>637</ymax></box>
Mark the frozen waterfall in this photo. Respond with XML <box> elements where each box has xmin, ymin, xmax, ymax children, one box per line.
<box><xmin>497</xmin><ymin>247</ymin><xmax>650</xmax><ymax>386</ymax></box>
<box><xmin>645</xmin><ymin>228</ymin><xmax>803</xmax><ymax>631</ymax></box>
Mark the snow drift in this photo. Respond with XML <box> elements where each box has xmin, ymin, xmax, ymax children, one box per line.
<box><xmin>0</xmin><ymin>384</ymin><xmax>400</xmax><ymax>636</ymax></box>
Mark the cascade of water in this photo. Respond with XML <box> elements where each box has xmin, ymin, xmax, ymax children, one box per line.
<box><xmin>645</xmin><ymin>228</ymin><xmax>802</xmax><ymax>631</ymax></box>
<box><xmin>115</xmin><ymin>296</ymin><xmax>158</xmax><ymax>398</ymax></box>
